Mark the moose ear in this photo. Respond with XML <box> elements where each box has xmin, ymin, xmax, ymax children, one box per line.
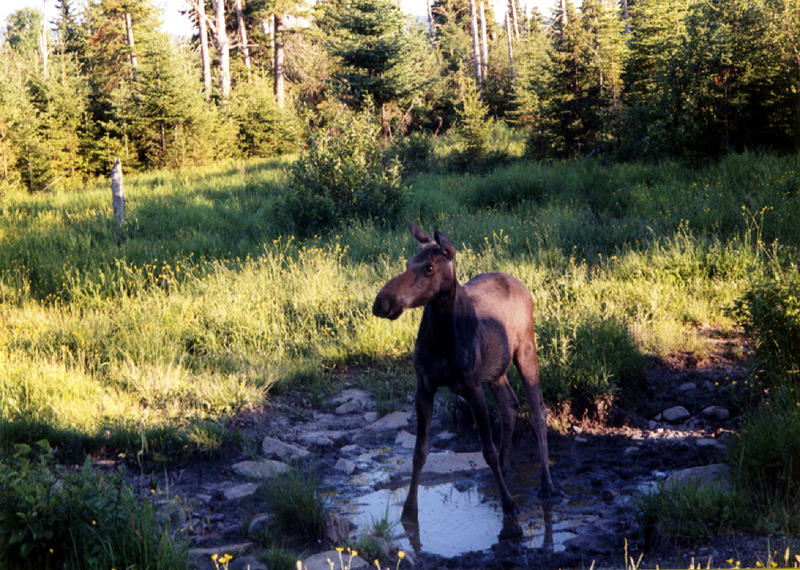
<box><xmin>407</xmin><ymin>220</ymin><xmax>433</xmax><ymax>246</ymax></box>
<box><xmin>434</xmin><ymin>229</ymin><xmax>456</xmax><ymax>260</ymax></box>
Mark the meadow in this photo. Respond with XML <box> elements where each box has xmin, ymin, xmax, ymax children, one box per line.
<box><xmin>1</xmin><ymin>144</ymin><xmax>798</xmax><ymax>462</ymax></box>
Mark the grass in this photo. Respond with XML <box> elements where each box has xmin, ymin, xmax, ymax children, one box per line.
<box><xmin>0</xmin><ymin>147</ymin><xmax>797</xmax><ymax>462</ymax></box>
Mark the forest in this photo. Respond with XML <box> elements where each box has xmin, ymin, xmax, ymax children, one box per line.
<box><xmin>1</xmin><ymin>0</ymin><xmax>800</xmax><ymax>569</ymax></box>
<box><xmin>0</xmin><ymin>0</ymin><xmax>799</xmax><ymax>192</ymax></box>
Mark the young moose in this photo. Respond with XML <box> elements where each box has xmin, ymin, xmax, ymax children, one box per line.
<box><xmin>372</xmin><ymin>222</ymin><xmax>555</xmax><ymax>522</ymax></box>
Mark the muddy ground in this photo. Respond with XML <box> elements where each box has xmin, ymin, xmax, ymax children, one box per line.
<box><xmin>133</xmin><ymin>336</ymin><xmax>800</xmax><ymax>569</ymax></box>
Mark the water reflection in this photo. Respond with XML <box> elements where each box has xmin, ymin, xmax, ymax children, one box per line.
<box><xmin>338</xmin><ymin>481</ymin><xmax>576</xmax><ymax>558</ymax></box>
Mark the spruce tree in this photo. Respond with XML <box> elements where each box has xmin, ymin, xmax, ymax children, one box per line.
<box><xmin>327</xmin><ymin>0</ymin><xmax>425</xmax><ymax>138</ymax></box>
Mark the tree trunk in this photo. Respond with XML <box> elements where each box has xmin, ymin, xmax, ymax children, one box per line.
<box><xmin>508</xmin><ymin>0</ymin><xmax>519</xmax><ymax>37</ymax></box>
<box><xmin>195</xmin><ymin>0</ymin><xmax>212</xmax><ymax>98</ymax></box>
<box><xmin>469</xmin><ymin>0</ymin><xmax>483</xmax><ymax>87</ymax></box>
<box><xmin>211</xmin><ymin>0</ymin><xmax>231</xmax><ymax>101</ymax></box>
<box><xmin>479</xmin><ymin>0</ymin><xmax>488</xmax><ymax>82</ymax></box>
<box><xmin>621</xmin><ymin>0</ymin><xmax>630</xmax><ymax>44</ymax></box>
<box><xmin>426</xmin><ymin>0</ymin><xmax>435</xmax><ymax>40</ymax></box>
<box><xmin>560</xmin><ymin>0</ymin><xmax>568</xmax><ymax>27</ymax></box>
<box><xmin>124</xmin><ymin>12</ymin><xmax>138</xmax><ymax>76</ymax></box>
<box><xmin>273</xmin><ymin>13</ymin><xmax>285</xmax><ymax>108</ymax></box>
<box><xmin>40</xmin><ymin>0</ymin><xmax>48</xmax><ymax>80</ymax></box>
<box><xmin>505</xmin><ymin>12</ymin><xmax>515</xmax><ymax>80</ymax></box>
<box><xmin>235</xmin><ymin>0</ymin><xmax>252</xmax><ymax>71</ymax></box>
<box><xmin>111</xmin><ymin>158</ymin><xmax>125</xmax><ymax>230</ymax></box>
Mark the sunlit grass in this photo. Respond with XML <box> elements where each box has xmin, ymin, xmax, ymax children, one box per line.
<box><xmin>0</xmin><ymin>149</ymin><xmax>797</xmax><ymax>459</ymax></box>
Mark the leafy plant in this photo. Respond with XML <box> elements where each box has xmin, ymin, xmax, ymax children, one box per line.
<box><xmin>285</xmin><ymin>104</ymin><xmax>405</xmax><ymax>236</ymax></box>
<box><xmin>0</xmin><ymin>441</ymin><xmax>188</xmax><ymax>570</ymax></box>
<box><xmin>258</xmin><ymin>464</ymin><xmax>328</xmax><ymax>545</ymax></box>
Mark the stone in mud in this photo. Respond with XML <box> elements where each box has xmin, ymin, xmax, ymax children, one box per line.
<box><xmin>702</xmin><ymin>405</ymin><xmax>730</xmax><ymax>420</ymax></box>
<box><xmin>664</xmin><ymin>463</ymin><xmax>730</xmax><ymax>491</ymax></box>
<box><xmin>334</xmin><ymin>400</ymin><xmax>363</xmax><ymax>415</ymax></box>
<box><xmin>299</xmin><ymin>430</ymin><xmax>348</xmax><ymax>446</ymax></box>
<box><xmin>302</xmin><ymin>550</ymin><xmax>369</xmax><ymax>570</ymax></box>
<box><xmin>232</xmin><ymin>459</ymin><xmax>289</xmax><ymax>480</ymax></box>
<box><xmin>188</xmin><ymin>542</ymin><xmax>253</xmax><ymax>559</ymax></box>
<box><xmin>678</xmin><ymin>382</ymin><xmax>697</xmax><ymax>392</ymax></box>
<box><xmin>247</xmin><ymin>513</ymin><xmax>273</xmax><ymax>537</ymax></box>
<box><xmin>397</xmin><ymin>451</ymin><xmax>488</xmax><ymax>475</ymax></box>
<box><xmin>223</xmin><ymin>483</ymin><xmax>260</xmax><ymax>500</ymax></box>
<box><xmin>662</xmin><ymin>405</ymin><xmax>691</xmax><ymax>422</ymax></box>
<box><xmin>331</xmin><ymin>388</ymin><xmax>374</xmax><ymax>407</ymax></box>
<box><xmin>325</xmin><ymin>512</ymin><xmax>354</xmax><ymax>544</ymax></box>
<box><xmin>696</xmin><ymin>438</ymin><xmax>726</xmax><ymax>451</ymax></box>
<box><xmin>395</xmin><ymin>429</ymin><xmax>416</xmax><ymax>448</ymax></box>
<box><xmin>229</xmin><ymin>556</ymin><xmax>268</xmax><ymax>570</ymax></box>
<box><xmin>261</xmin><ymin>436</ymin><xmax>310</xmax><ymax>460</ymax></box>
<box><xmin>366</xmin><ymin>411</ymin><xmax>411</xmax><ymax>430</ymax></box>
<box><xmin>334</xmin><ymin>458</ymin><xmax>356</xmax><ymax>474</ymax></box>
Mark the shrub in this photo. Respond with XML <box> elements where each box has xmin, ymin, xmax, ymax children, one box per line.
<box><xmin>729</xmin><ymin>273</ymin><xmax>800</xmax><ymax>395</ymax></box>
<box><xmin>730</xmin><ymin>394</ymin><xmax>800</xmax><ymax>532</ymax></box>
<box><xmin>285</xmin><ymin>105</ymin><xmax>405</xmax><ymax>236</ymax></box>
<box><xmin>0</xmin><ymin>441</ymin><xmax>188</xmax><ymax>570</ymax></box>
<box><xmin>258</xmin><ymin>464</ymin><xmax>327</xmax><ymax>545</ymax></box>
<box><xmin>537</xmin><ymin>316</ymin><xmax>644</xmax><ymax>419</ymax></box>
<box><xmin>635</xmin><ymin>481</ymin><xmax>748</xmax><ymax>547</ymax></box>
<box><xmin>456</xmin><ymin>73</ymin><xmax>492</xmax><ymax>159</ymax></box>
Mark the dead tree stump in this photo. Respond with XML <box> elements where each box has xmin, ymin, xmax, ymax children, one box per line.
<box><xmin>111</xmin><ymin>158</ymin><xmax>126</xmax><ymax>230</ymax></box>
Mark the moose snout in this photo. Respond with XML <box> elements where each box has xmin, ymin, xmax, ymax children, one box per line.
<box><xmin>373</xmin><ymin>291</ymin><xmax>404</xmax><ymax>320</ymax></box>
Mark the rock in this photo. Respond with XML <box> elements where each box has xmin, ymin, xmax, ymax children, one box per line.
<box><xmin>325</xmin><ymin>513</ymin><xmax>354</xmax><ymax>544</ymax></box>
<box><xmin>232</xmin><ymin>459</ymin><xmax>289</xmax><ymax>480</ymax></box>
<box><xmin>334</xmin><ymin>458</ymin><xmax>356</xmax><ymax>474</ymax></box>
<box><xmin>363</xmin><ymin>412</ymin><xmax>378</xmax><ymax>423</ymax></box>
<box><xmin>696</xmin><ymin>438</ymin><xmax>726</xmax><ymax>451</ymax></box>
<box><xmin>623</xmin><ymin>446</ymin><xmax>639</xmax><ymax>456</ymax></box>
<box><xmin>367</xmin><ymin>411</ymin><xmax>411</xmax><ymax>430</ymax></box>
<box><xmin>702</xmin><ymin>380</ymin><xmax>716</xmax><ymax>391</ymax></box>
<box><xmin>331</xmin><ymin>388</ymin><xmax>373</xmax><ymax>407</ymax></box>
<box><xmin>188</xmin><ymin>543</ymin><xmax>253</xmax><ymax>559</ymax></box>
<box><xmin>223</xmin><ymin>483</ymin><xmax>260</xmax><ymax>500</ymax></box>
<box><xmin>229</xmin><ymin>555</ymin><xmax>268</xmax><ymax>570</ymax></box>
<box><xmin>678</xmin><ymin>382</ymin><xmax>697</xmax><ymax>392</ymax></box>
<box><xmin>398</xmin><ymin>451</ymin><xmax>488</xmax><ymax>475</ymax></box>
<box><xmin>395</xmin><ymin>430</ymin><xmax>416</xmax><ymax>448</ymax></box>
<box><xmin>340</xmin><ymin>444</ymin><xmax>359</xmax><ymax>453</ymax></box>
<box><xmin>664</xmin><ymin>463</ymin><xmax>730</xmax><ymax>491</ymax></box>
<box><xmin>334</xmin><ymin>400</ymin><xmax>363</xmax><ymax>415</ymax></box>
<box><xmin>299</xmin><ymin>430</ymin><xmax>348</xmax><ymax>447</ymax></box>
<box><xmin>302</xmin><ymin>550</ymin><xmax>369</xmax><ymax>570</ymax></box>
<box><xmin>435</xmin><ymin>430</ymin><xmax>457</xmax><ymax>441</ymax></box>
<box><xmin>247</xmin><ymin>513</ymin><xmax>273</xmax><ymax>537</ymax></box>
<box><xmin>662</xmin><ymin>406</ymin><xmax>691</xmax><ymax>422</ymax></box>
<box><xmin>702</xmin><ymin>405</ymin><xmax>730</xmax><ymax>420</ymax></box>
<box><xmin>261</xmin><ymin>436</ymin><xmax>310</xmax><ymax>460</ymax></box>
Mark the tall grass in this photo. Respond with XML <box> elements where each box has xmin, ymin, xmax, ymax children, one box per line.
<box><xmin>0</xmin><ymin>149</ymin><xmax>797</xmax><ymax>458</ymax></box>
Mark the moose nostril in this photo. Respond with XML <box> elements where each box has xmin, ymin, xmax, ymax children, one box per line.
<box><xmin>372</xmin><ymin>296</ymin><xmax>388</xmax><ymax>317</ymax></box>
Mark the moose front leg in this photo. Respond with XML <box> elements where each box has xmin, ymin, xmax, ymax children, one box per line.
<box><xmin>402</xmin><ymin>383</ymin><xmax>436</xmax><ymax>523</ymax></box>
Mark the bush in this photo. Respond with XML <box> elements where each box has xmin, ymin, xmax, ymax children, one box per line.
<box><xmin>729</xmin><ymin>273</ymin><xmax>800</xmax><ymax>396</ymax></box>
<box><xmin>537</xmin><ymin>316</ymin><xmax>644</xmax><ymax>419</ymax></box>
<box><xmin>456</xmin><ymin>73</ymin><xmax>492</xmax><ymax>159</ymax></box>
<box><xmin>636</xmin><ymin>481</ymin><xmax>748</xmax><ymax>547</ymax></box>
<box><xmin>285</xmin><ymin>105</ymin><xmax>405</xmax><ymax>236</ymax></box>
<box><xmin>730</xmin><ymin>394</ymin><xmax>800</xmax><ymax>531</ymax></box>
<box><xmin>0</xmin><ymin>441</ymin><xmax>188</xmax><ymax>570</ymax></box>
<box><xmin>257</xmin><ymin>464</ymin><xmax>327</xmax><ymax>545</ymax></box>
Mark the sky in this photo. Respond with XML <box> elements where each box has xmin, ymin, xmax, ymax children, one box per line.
<box><xmin>0</xmin><ymin>0</ymin><xmax>560</xmax><ymax>39</ymax></box>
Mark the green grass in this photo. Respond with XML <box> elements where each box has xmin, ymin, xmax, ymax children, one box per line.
<box><xmin>0</xmin><ymin>148</ymin><xmax>798</xmax><ymax>460</ymax></box>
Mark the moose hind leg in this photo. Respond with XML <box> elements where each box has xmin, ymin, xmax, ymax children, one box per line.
<box><xmin>515</xmin><ymin>339</ymin><xmax>556</xmax><ymax>497</ymax></box>
<box><xmin>465</xmin><ymin>384</ymin><xmax>517</xmax><ymax>515</ymax></box>
<box><xmin>489</xmin><ymin>374</ymin><xmax>519</xmax><ymax>473</ymax></box>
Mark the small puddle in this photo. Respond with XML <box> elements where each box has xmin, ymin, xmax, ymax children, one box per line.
<box><xmin>335</xmin><ymin>479</ymin><xmax>578</xmax><ymax>558</ymax></box>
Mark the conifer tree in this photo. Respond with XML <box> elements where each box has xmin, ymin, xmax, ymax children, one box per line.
<box><xmin>328</xmin><ymin>0</ymin><xmax>425</xmax><ymax>139</ymax></box>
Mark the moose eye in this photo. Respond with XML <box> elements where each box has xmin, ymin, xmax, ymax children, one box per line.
<box><xmin>423</xmin><ymin>264</ymin><xmax>434</xmax><ymax>275</ymax></box>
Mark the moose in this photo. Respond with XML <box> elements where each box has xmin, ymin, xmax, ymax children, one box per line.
<box><xmin>372</xmin><ymin>221</ymin><xmax>556</xmax><ymax>524</ymax></box>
